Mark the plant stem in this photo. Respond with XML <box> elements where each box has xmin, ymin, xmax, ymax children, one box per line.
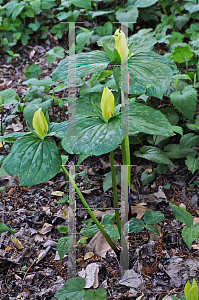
<box><xmin>159</xmin><ymin>0</ymin><xmax>168</xmax><ymax>17</ymax></box>
<box><xmin>1</xmin><ymin>108</ymin><xmax>3</xmax><ymax>136</ymax></box>
<box><xmin>110</xmin><ymin>151</ymin><xmax>121</xmax><ymax>235</ymax></box>
<box><xmin>61</xmin><ymin>165</ymin><xmax>120</xmax><ymax>259</ymax></box>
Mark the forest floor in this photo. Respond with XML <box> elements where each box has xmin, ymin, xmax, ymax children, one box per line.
<box><xmin>0</xmin><ymin>36</ymin><xmax>199</xmax><ymax>300</ymax></box>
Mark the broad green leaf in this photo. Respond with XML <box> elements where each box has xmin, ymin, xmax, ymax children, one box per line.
<box><xmin>174</xmin><ymin>15</ymin><xmax>190</xmax><ymax>31</ymax></box>
<box><xmin>3</xmin><ymin>136</ymin><xmax>61</xmax><ymax>186</ymax></box>
<box><xmin>76</xmin><ymin>30</ymin><xmax>94</xmax><ymax>51</ymax></box>
<box><xmin>0</xmin><ymin>89</ymin><xmax>18</xmax><ymax>105</ymax></box>
<box><xmin>25</xmin><ymin>64</ymin><xmax>43</xmax><ymax>79</ymax></box>
<box><xmin>12</xmin><ymin>2</ymin><xmax>25</xmax><ymax>20</ymax></box>
<box><xmin>23</xmin><ymin>78</ymin><xmax>55</xmax><ymax>87</ymax></box>
<box><xmin>23</xmin><ymin>99</ymin><xmax>51</xmax><ymax>129</ymax></box>
<box><xmin>127</xmin><ymin>102</ymin><xmax>174</xmax><ymax>136</ymax></box>
<box><xmin>84</xmin><ymin>287</ymin><xmax>107</xmax><ymax>300</ymax></box>
<box><xmin>71</xmin><ymin>0</ymin><xmax>92</xmax><ymax>9</ymax></box>
<box><xmin>170</xmin><ymin>86</ymin><xmax>197</xmax><ymax>121</ymax></box>
<box><xmin>124</xmin><ymin>218</ymin><xmax>145</xmax><ymax>233</ymax></box>
<box><xmin>80</xmin><ymin>224</ymin><xmax>99</xmax><ymax>238</ymax></box>
<box><xmin>180</xmin><ymin>133</ymin><xmax>199</xmax><ymax>150</ymax></box>
<box><xmin>160</xmin><ymin>107</ymin><xmax>179</xmax><ymax>126</ymax></box>
<box><xmin>104</xmin><ymin>224</ymin><xmax>119</xmax><ymax>242</ymax></box>
<box><xmin>123</xmin><ymin>52</ymin><xmax>175</xmax><ymax>98</ymax></box>
<box><xmin>29</xmin><ymin>21</ymin><xmax>40</xmax><ymax>31</ymax></box>
<box><xmin>92</xmin><ymin>10</ymin><xmax>114</xmax><ymax>18</ymax></box>
<box><xmin>102</xmin><ymin>213</ymin><xmax>115</xmax><ymax>226</ymax></box>
<box><xmin>61</xmin><ymin>117</ymin><xmax>124</xmax><ymax>156</ymax></box>
<box><xmin>116</xmin><ymin>5</ymin><xmax>138</xmax><ymax>22</ymax></box>
<box><xmin>55</xmin><ymin>276</ymin><xmax>85</xmax><ymax>300</ymax></box>
<box><xmin>172</xmin><ymin>126</ymin><xmax>183</xmax><ymax>136</ymax></box>
<box><xmin>50</xmin><ymin>121</ymin><xmax>68</xmax><ymax>138</ymax></box>
<box><xmin>41</xmin><ymin>0</ymin><xmax>56</xmax><ymax>9</ymax></box>
<box><xmin>0</xmin><ymin>223</ymin><xmax>18</xmax><ymax>234</ymax></box>
<box><xmin>45</xmin><ymin>46</ymin><xmax>65</xmax><ymax>65</ymax></box>
<box><xmin>185</xmin><ymin>154</ymin><xmax>199</xmax><ymax>174</ymax></box>
<box><xmin>193</xmin><ymin>222</ymin><xmax>199</xmax><ymax>230</ymax></box>
<box><xmin>184</xmin><ymin>2</ymin><xmax>199</xmax><ymax>15</ymax></box>
<box><xmin>57</xmin><ymin>226</ymin><xmax>69</xmax><ymax>234</ymax></box>
<box><xmin>128</xmin><ymin>0</ymin><xmax>158</xmax><ymax>7</ymax></box>
<box><xmin>145</xmin><ymin>224</ymin><xmax>160</xmax><ymax>236</ymax></box>
<box><xmin>134</xmin><ymin>146</ymin><xmax>174</xmax><ymax>166</ymax></box>
<box><xmin>172</xmin><ymin>45</ymin><xmax>194</xmax><ymax>63</ymax></box>
<box><xmin>164</xmin><ymin>144</ymin><xmax>196</xmax><ymax>159</ymax></box>
<box><xmin>57</xmin><ymin>235</ymin><xmax>73</xmax><ymax>261</ymax></box>
<box><xmin>182</xmin><ymin>226</ymin><xmax>199</xmax><ymax>249</ymax></box>
<box><xmin>144</xmin><ymin>209</ymin><xmax>164</xmax><ymax>225</ymax></box>
<box><xmin>52</xmin><ymin>51</ymin><xmax>110</xmax><ymax>82</ymax></box>
<box><xmin>103</xmin><ymin>168</ymin><xmax>121</xmax><ymax>192</ymax></box>
<box><xmin>141</xmin><ymin>170</ymin><xmax>156</xmax><ymax>186</ymax></box>
<box><xmin>0</xmin><ymin>132</ymin><xmax>31</xmax><ymax>142</ymax></box>
<box><xmin>171</xmin><ymin>204</ymin><xmax>193</xmax><ymax>227</ymax></box>
<box><xmin>128</xmin><ymin>35</ymin><xmax>156</xmax><ymax>56</ymax></box>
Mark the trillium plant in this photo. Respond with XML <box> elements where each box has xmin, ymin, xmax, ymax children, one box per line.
<box><xmin>2</xmin><ymin>28</ymin><xmax>176</xmax><ymax>264</ymax></box>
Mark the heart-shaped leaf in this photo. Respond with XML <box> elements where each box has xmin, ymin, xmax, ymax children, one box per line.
<box><xmin>55</xmin><ymin>276</ymin><xmax>86</xmax><ymax>300</ymax></box>
<box><xmin>104</xmin><ymin>224</ymin><xmax>119</xmax><ymax>242</ymax></box>
<box><xmin>182</xmin><ymin>227</ymin><xmax>199</xmax><ymax>249</ymax></box>
<box><xmin>171</xmin><ymin>204</ymin><xmax>193</xmax><ymax>227</ymax></box>
<box><xmin>3</xmin><ymin>136</ymin><xmax>61</xmax><ymax>186</ymax></box>
<box><xmin>124</xmin><ymin>218</ymin><xmax>145</xmax><ymax>233</ymax></box>
<box><xmin>144</xmin><ymin>209</ymin><xmax>164</xmax><ymax>225</ymax></box>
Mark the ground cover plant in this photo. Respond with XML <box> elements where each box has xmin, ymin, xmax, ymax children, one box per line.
<box><xmin>1</xmin><ymin>0</ymin><xmax>199</xmax><ymax>299</ymax></box>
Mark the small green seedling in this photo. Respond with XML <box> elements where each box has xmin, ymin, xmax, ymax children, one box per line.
<box><xmin>171</xmin><ymin>278</ymin><xmax>198</xmax><ymax>300</ymax></box>
<box><xmin>171</xmin><ymin>205</ymin><xmax>199</xmax><ymax>249</ymax></box>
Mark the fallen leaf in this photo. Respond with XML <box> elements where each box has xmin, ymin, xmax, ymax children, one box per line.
<box><xmin>153</xmin><ymin>186</ymin><xmax>167</xmax><ymax>199</ymax></box>
<box><xmin>84</xmin><ymin>252</ymin><xmax>94</xmax><ymax>260</ymax></box>
<box><xmin>51</xmin><ymin>191</ymin><xmax>64</xmax><ymax>196</ymax></box>
<box><xmin>78</xmin><ymin>262</ymin><xmax>99</xmax><ymax>288</ymax></box>
<box><xmin>39</xmin><ymin>223</ymin><xmax>53</xmax><ymax>235</ymax></box>
<box><xmin>11</xmin><ymin>239</ymin><xmax>24</xmax><ymax>249</ymax></box>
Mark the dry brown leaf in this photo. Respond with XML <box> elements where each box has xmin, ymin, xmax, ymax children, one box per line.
<box><xmin>131</xmin><ymin>205</ymin><xmax>147</xmax><ymax>219</ymax></box>
<box><xmin>39</xmin><ymin>223</ymin><xmax>53</xmax><ymax>235</ymax></box>
<box><xmin>78</xmin><ymin>262</ymin><xmax>99</xmax><ymax>288</ymax></box>
<box><xmin>93</xmin><ymin>210</ymin><xmax>114</xmax><ymax>218</ymax></box>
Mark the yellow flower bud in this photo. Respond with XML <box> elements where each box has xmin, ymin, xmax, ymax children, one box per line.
<box><xmin>100</xmin><ymin>87</ymin><xmax>114</xmax><ymax>122</ymax></box>
<box><xmin>32</xmin><ymin>107</ymin><xmax>48</xmax><ymax>139</ymax></box>
<box><xmin>113</xmin><ymin>29</ymin><xmax>129</xmax><ymax>64</ymax></box>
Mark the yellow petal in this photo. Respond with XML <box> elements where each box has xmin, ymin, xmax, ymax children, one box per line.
<box><xmin>113</xmin><ymin>29</ymin><xmax>129</xmax><ymax>64</ymax></box>
<box><xmin>100</xmin><ymin>87</ymin><xmax>114</xmax><ymax>122</ymax></box>
<box><xmin>32</xmin><ymin>107</ymin><xmax>48</xmax><ymax>139</ymax></box>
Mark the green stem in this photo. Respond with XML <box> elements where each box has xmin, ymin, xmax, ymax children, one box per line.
<box><xmin>110</xmin><ymin>151</ymin><xmax>121</xmax><ymax>235</ymax></box>
<box><xmin>61</xmin><ymin>166</ymin><xmax>120</xmax><ymax>259</ymax></box>
<box><xmin>159</xmin><ymin>0</ymin><xmax>168</xmax><ymax>17</ymax></box>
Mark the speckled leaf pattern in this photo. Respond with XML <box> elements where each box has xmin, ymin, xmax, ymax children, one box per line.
<box><xmin>52</xmin><ymin>51</ymin><xmax>110</xmax><ymax>82</ymax></box>
<box><xmin>3</xmin><ymin>136</ymin><xmax>61</xmax><ymax>186</ymax></box>
<box><xmin>126</xmin><ymin>102</ymin><xmax>174</xmax><ymax>136</ymax></box>
<box><xmin>121</xmin><ymin>52</ymin><xmax>174</xmax><ymax>98</ymax></box>
<box><xmin>61</xmin><ymin>117</ymin><xmax>124</xmax><ymax>156</ymax></box>
<box><xmin>124</xmin><ymin>218</ymin><xmax>145</xmax><ymax>233</ymax></box>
